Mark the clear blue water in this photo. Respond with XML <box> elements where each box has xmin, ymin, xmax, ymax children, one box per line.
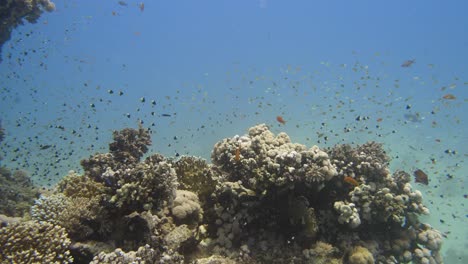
<box><xmin>0</xmin><ymin>0</ymin><xmax>467</xmax><ymax>261</ymax></box>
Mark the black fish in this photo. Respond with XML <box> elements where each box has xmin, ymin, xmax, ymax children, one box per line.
<box><xmin>161</xmin><ymin>114</ymin><xmax>171</xmax><ymax>117</ymax></box>
<box><xmin>40</xmin><ymin>144</ymin><xmax>52</xmax><ymax>150</ymax></box>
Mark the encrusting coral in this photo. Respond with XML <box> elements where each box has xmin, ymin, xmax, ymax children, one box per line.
<box><xmin>0</xmin><ymin>124</ymin><xmax>444</xmax><ymax>263</ymax></box>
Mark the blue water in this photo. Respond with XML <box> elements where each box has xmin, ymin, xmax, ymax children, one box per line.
<box><xmin>0</xmin><ymin>0</ymin><xmax>467</xmax><ymax>261</ymax></box>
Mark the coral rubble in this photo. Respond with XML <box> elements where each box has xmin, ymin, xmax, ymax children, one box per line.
<box><xmin>0</xmin><ymin>124</ymin><xmax>443</xmax><ymax>263</ymax></box>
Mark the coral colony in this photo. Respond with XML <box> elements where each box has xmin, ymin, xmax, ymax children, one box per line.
<box><xmin>0</xmin><ymin>125</ymin><xmax>443</xmax><ymax>263</ymax></box>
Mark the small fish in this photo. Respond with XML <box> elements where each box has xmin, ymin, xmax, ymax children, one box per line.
<box><xmin>414</xmin><ymin>169</ymin><xmax>429</xmax><ymax>185</ymax></box>
<box><xmin>276</xmin><ymin>116</ymin><xmax>286</xmax><ymax>125</ymax></box>
<box><xmin>39</xmin><ymin>144</ymin><xmax>52</xmax><ymax>150</ymax></box>
<box><xmin>139</xmin><ymin>2</ymin><xmax>145</xmax><ymax>12</ymax></box>
<box><xmin>401</xmin><ymin>59</ymin><xmax>415</xmax><ymax>67</ymax></box>
<box><xmin>235</xmin><ymin>146</ymin><xmax>241</xmax><ymax>162</ymax></box>
<box><xmin>162</xmin><ymin>114</ymin><xmax>171</xmax><ymax>117</ymax></box>
<box><xmin>118</xmin><ymin>1</ymin><xmax>128</xmax><ymax>6</ymax></box>
<box><xmin>344</xmin><ymin>176</ymin><xmax>359</xmax><ymax>187</ymax></box>
<box><xmin>442</xmin><ymin>94</ymin><xmax>456</xmax><ymax>100</ymax></box>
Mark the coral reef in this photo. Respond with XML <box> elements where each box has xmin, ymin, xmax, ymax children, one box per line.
<box><xmin>171</xmin><ymin>190</ymin><xmax>203</xmax><ymax>226</ymax></box>
<box><xmin>81</xmin><ymin>127</ymin><xmax>177</xmax><ymax>213</ymax></box>
<box><xmin>344</xmin><ymin>245</ymin><xmax>374</xmax><ymax>264</ymax></box>
<box><xmin>211</xmin><ymin>123</ymin><xmax>337</xmax><ymax>193</ymax></box>
<box><xmin>0</xmin><ymin>0</ymin><xmax>55</xmax><ymax>62</ymax></box>
<box><xmin>0</xmin><ymin>220</ymin><xmax>73</xmax><ymax>263</ymax></box>
<box><xmin>172</xmin><ymin>156</ymin><xmax>219</xmax><ymax>207</ymax></box>
<box><xmin>0</xmin><ymin>168</ymin><xmax>40</xmax><ymax>217</ymax></box>
<box><xmin>0</xmin><ymin>125</ymin><xmax>444</xmax><ymax>263</ymax></box>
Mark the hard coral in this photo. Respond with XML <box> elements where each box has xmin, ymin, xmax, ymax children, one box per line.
<box><xmin>80</xmin><ymin>127</ymin><xmax>177</xmax><ymax>213</ymax></box>
<box><xmin>345</xmin><ymin>246</ymin><xmax>374</xmax><ymax>264</ymax></box>
<box><xmin>211</xmin><ymin>123</ymin><xmax>337</xmax><ymax>193</ymax></box>
<box><xmin>109</xmin><ymin>155</ymin><xmax>178</xmax><ymax>211</ymax></box>
<box><xmin>0</xmin><ymin>168</ymin><xmax>40</xmax><ymax>217</ymax></box>
<box><xmin>109</xmin><ymin>126</ymin><xmax>151</xmax><ymax>164</ymax></box>
<box><xmin>172</xmin><ymin>156</ymin><xmax>219</xmax><ymax>205</ymax></box>
<box><xmin>0</xmin><ymin>220</ymin><xmax>73</xmax><ymax>263</ymax></box>
<box><xmin>90</xmin><ymin>245</ymin><xmax>161</xmax><ymax>264</ymax></box>
<box><xmin>171</xmin><ymin>190</ymin><xmax>203</xmax><ymax>225</ymax></box>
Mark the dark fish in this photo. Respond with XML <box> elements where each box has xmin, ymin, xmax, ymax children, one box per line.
<box><xmin>161</xmin><ymin>114</ymin><xmax>171</xmax><ymax>117</ymax></box>
<box><xmin>39</xmin><ymin>144</ymin><xmax>52</xmax><ymax>150</ymax></box>
<box><xmin>401</xmin><ymin>59</ymin><xmax>415</xmax><ymax>67</ymax></box>
<box><xmin>118</xmin><ymin>1</ymin><xmax>128</xmax><ymax>6</ymax></box>
<box><xmin>414</xmin><ymin>169</ymin><xmax>429</xmax><ymax>185</ymax></box>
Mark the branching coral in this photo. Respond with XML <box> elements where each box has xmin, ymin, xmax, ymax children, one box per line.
<box><xmin>172</xmin><ymin>156</ymin><xmax>219</xmax><ymax>205</ymax></box>
<box><xmin>211</xmin><ymin>123</ymin><xmax>337</xmax><ymax>193</ymax></box>
<box><xmin>109</xmin><ymin>156</ymin><xmax>178</xmax><ymax>211</ymax></box>
<box><xmin>0</xmin><ymin>220</ymin><xmax>72</xmax><ymax>263</ymax></box>
<box><xmin>109</xmin><ymin>126</ymin><xmax>151</xmax><ymax>164</ymax></box>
